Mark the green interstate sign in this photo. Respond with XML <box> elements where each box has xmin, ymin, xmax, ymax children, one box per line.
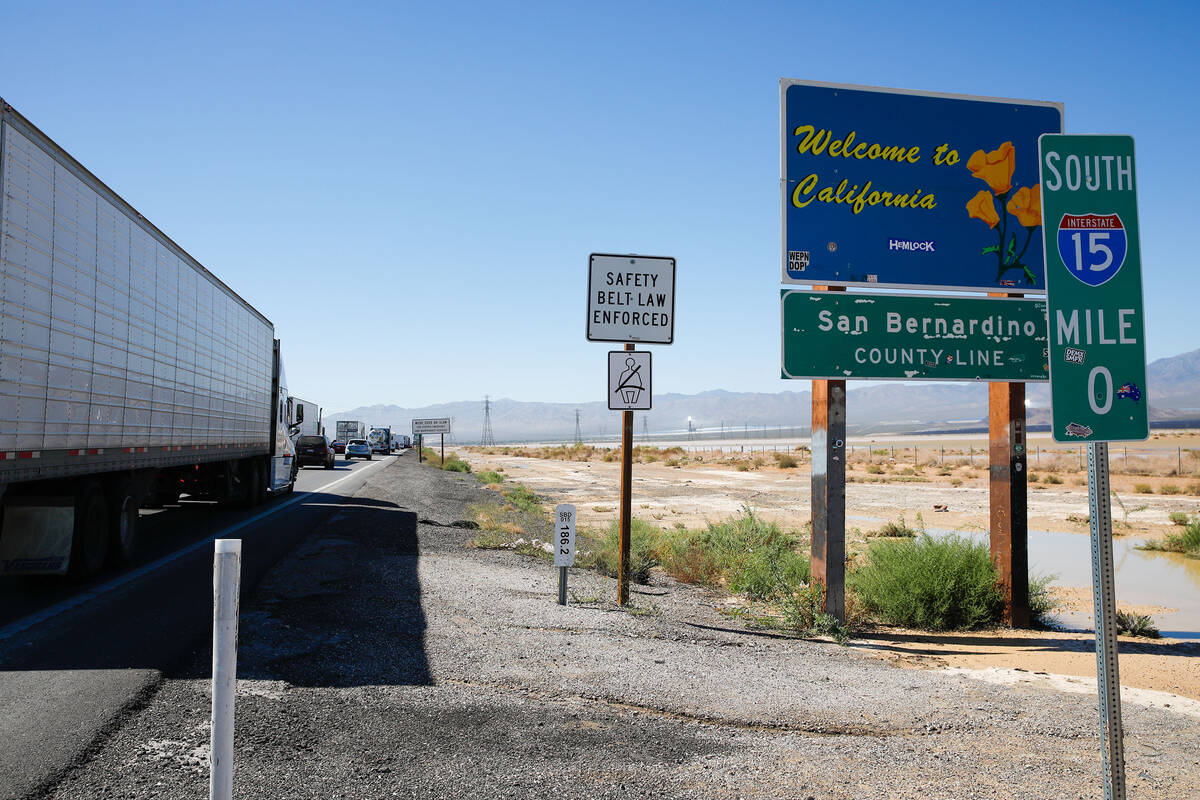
<box><xmin>781</xmin><ymin>290</ymin><xmax>1049</xmax><ymax>381</ymax></box>
<box><xmin>1039</xmin><ymin>134</ymin><xmax>1147</xmax><ymax>443</ymax></box>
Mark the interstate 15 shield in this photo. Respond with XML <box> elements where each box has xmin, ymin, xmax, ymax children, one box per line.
<box><xmin>1056</xmin><ymin>213</ymin><xmax>1128</xmax><ymax>287</ymax></box>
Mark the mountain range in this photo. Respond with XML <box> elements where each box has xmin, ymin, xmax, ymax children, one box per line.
<box><xmin>323</xmin><ymin>348</ymin><xmax>1200</xmax><ymax>443</ymax></box>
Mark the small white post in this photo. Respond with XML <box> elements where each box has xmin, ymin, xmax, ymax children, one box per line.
<box><xmin>210</xmin><ymin>539</ymin><xmax>242</xmax><ymax>800</ymax></box>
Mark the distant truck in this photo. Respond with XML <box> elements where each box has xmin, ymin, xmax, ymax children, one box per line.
<box><xmin>290</xmin><ymin>397</ymin><xmax>322</xmax><ymax>438</ymax></box>
<box><xmin>0</xmin><ymin>99</ymin><xmax>299</xmax><ymax>578</ymax></box>
<box><xmin>336</xmin><ymin>420</ymin><xmax>365</xmax><ymax>443</ymax></box>
<box><xmin>368</xmin><ymin>426</ymin><xmax>393</xmax><ymax>455</ymax></box>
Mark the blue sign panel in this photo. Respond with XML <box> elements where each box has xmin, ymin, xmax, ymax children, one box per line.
<box><xmin>781</xmin><ymin>80</ymin><xmax>1062</xmax><ymax>292</ymax></box>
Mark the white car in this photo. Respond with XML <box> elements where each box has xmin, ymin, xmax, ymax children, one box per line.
<box><xmin>344</xmin><ymin>439</ymin><xmax>373</xmax><ymax>460</ymax></box>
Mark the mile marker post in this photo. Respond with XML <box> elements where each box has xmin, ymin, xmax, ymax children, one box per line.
<box><xmin>210</xmin><ymin>539</ymin><xmax>242</xmax><ymax>800</ymax></box>
<box><xmin>554</xmin><ymin>504</ymin><xmax>577</xmax><ymax>604</ymax></box>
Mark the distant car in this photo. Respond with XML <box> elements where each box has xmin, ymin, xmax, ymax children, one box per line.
<box><xmin>345</xmin><ymin>438</ymin><xmax>372</xmax><ymax>460</ymax></box>
<box><xmin>296</xmin><ymin>434</ymin><xmax>335</xmax><ymax>469</ymax></box>
<box><xmin>331</xmin><ymin>439</ymin><xmax>345</xmax><ymax>454</ymax></box>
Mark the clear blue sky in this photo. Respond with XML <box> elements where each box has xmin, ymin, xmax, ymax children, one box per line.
<box><xmin>3</xmin><ymin>0</ymin><xmax>1196</xmax><ymax>412</ymax></box>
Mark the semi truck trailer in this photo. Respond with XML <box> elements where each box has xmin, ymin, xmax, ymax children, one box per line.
<box><xmin>290</xmin><ymin>397</ymin><xmax>322</xmax><ymax>438</ymax></box>
<box><xmin>0</xmin><ymin>98</ymin><xmax>299</xmax><ymax>578</ymax></box>
<box><xmin>336</xmin><ymin>420</ymin><xmax>365</xmax><ymax>442</ymax></box>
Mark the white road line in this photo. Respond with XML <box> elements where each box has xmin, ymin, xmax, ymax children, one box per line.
<box><xmin>0</xmin><ymin>456</ymin><xmax>395</xmax><ymax>643</ymax></box>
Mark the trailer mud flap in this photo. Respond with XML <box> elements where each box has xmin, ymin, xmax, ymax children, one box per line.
<box><xmin>0</xmin><ymin>500</ymin><xmax>73</xmax><ymax>574</ymax></box>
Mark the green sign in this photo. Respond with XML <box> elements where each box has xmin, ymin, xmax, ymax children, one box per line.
<box><xmin>1038</xmin><ymin>134</ymin><xmax>1147</xmax><ymax>443</ymax></box>
<box><xmin>780</xmin><ymin>290</ymin><xmax>1048</xmax><ymax>381</ymax></box>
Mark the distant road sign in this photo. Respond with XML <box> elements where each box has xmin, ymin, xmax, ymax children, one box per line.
<box><xmin>781</xmin><ymin>290</ymin><xmax>1048</xmax><ymax>381</ymax></box>
<box><xmin>411</xmin><ymin>418</ymin><xmax>451</xmax><ymax>435</ymax></box>
<box><xmin>587</xmin><ymin>253</ymin><xmax>675</xmax><ymax>344</ymax></box>
<box><xmin>1039</xmin><ymin>134</ymin><xmax>1147</xmax><ymax>443</ymax></box>
<box><xmin>608</xmin><ymin>351</ymin><xmax>652</xmax><ymax>410</ymax></box>
<box><xmin>780</xmin><ymin>80</ymin><xmax>1062</xmax><ymax>292</ymax></box>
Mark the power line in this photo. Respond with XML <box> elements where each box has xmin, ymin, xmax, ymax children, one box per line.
<box><xmin>574</xmin><ymin>410</ymin><xmax>583</xmax><ymax>446</ymax></box>
<box><xmin>480</xmin><ymin>396</ymin><xmax>496</xmax><ymax>446</ymax></box>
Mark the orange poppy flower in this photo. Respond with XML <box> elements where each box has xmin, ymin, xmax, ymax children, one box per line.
<box><xmin>966</xmin><ymin>190</ymin><xmax>1000</xmax><ymax>229</ymax></box>
<box><xmin>1006</xmin><ymin>185</ymin><xmax>1041</xmax><ymax>228</ymax></box>
<box><xmin>967</xmin><ymin>141</ymin><xmax>1016</xmax><ymax>195</ymax></box>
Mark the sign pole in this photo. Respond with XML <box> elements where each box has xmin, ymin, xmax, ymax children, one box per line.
<box><xmin>987</xmin><ymin>317</ymin><xmax>1030</xmax><ymax>627</ymax></box>
<box><xmin>440</xmin><ymin>433</ymin><xmax>444</xmax><ymax>467</ymax></box>
<box><xmin>418</xmin><ymin>434</ymin><xmax>422</xmax><ymax>463</ymax></box>
<box><xmin>618</xmin><ymin>343</ymin><xmax>635</xmax><ymax>606</ymax></box>
<box><xmin>558</xmin><ymin>566</ymin><xmax>567</xmax><ymax>606</ymax></box>
<box><xmin>1088</xmin><ymin>442</ymin><xmax>1126</xmax><ymax>799</ymax></box>
<box><xmin>810</xmin><ymin>286</ymin><xmax>845</xmax><ymax>623</ymax></box>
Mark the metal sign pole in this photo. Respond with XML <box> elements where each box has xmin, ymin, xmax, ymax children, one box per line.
<box><xmin>418</xmin><ymin>434</ymin><xmax>422</xmax><ymax>463</ymax></box>
<box><xmin>440</xmin><ymin>433</ymin><xmax>444</xmax><ymax>467</ymax></box>
<box><xmin>617</xmin><ymin>343</ymin><xmax>634</xmax><ymax>606</ymax></box>
<box><xmin>1087</xmin><ymin>442</ymin><xmax>1126</xmax><ymax>799</ymax></box>
<box><xmin>558</xmin><ymin>566</ymin><xmax>567</xmax><ymax>606</ymax></box>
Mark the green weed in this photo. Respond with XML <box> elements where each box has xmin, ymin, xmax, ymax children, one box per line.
<box><xmin>849</xmin><ymin>534</ymin><xmax>1003</xmax><ymax>630</ymax></box>
<box><xmin>476</xmin><ymin>470</ymin><xmax>504</xmax><ymax>484</ymax></box>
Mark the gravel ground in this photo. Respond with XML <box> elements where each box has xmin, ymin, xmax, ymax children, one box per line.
<box><xmin>44</xmin><ymin>454</ymin><xmax>1200</xmax><ymax>799</ymax></box>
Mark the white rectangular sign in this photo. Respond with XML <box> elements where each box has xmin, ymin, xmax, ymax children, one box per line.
<box><xmin>608</xmin><ymin>351</ymin><xmax>651</xmax><ymax>410</ymax></box>
<box><xmin>553</xmin><ymin>504</ymin><xmax>576</xmax><ymax>567</ymax></box>
<box><xmin>411</xmin><ymin>417</ymin><xmax>451</xmax><ymax>435</ymax></box>
<box><xmin>587</xmin><ymin>253</ymin><xmax>675</xmax><ymax>344</ymax></box>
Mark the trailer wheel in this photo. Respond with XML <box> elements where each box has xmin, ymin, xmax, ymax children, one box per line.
<box><xmin>69</xmin><ymin>483</ymin><xmax>110</xmax><ymax>580</ymax></box>
<box><xmin>107</xmin><ymin>488</ymin><xmax>139</xmax><ymax>565</ymax></box>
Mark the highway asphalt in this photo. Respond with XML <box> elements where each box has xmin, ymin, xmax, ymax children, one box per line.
<box><xmin>0</xmin><ymin>453</ymin><xmax>401</xmax><ymax>800</ymax></box>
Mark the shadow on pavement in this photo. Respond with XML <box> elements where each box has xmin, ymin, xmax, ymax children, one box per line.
<box><xmin>0</xmin><ymin>488</ymin><xmax>430</xmax><ymax>690</ymax></box>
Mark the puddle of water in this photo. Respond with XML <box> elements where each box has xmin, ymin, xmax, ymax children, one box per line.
<box><xmin>916</xmin><ymin>526</ymin><xmax>1200</xmax><ymax>639</ymax></box>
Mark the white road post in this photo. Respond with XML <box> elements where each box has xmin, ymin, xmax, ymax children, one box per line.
<box><xmin>210</xmin><ymin>539</ymin><xmax>242</xmax><ymax>800</ymax></box>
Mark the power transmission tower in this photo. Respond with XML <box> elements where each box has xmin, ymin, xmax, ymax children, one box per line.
<box><xmin>642</xmin><ymin>416</ymin><xmax>649</xmax><ymax>443</ymax></box>
<box><xmin>574</xmin><ymin>410</ymin><xmax>583</xmax><ymax>445</ymax></box>
<box><xmin>481</xmin><ymin>396</ymin><xmax>495</xmax><ymax>446</ymax></box>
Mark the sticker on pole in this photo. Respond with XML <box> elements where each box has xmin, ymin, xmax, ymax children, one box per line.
<box><xmin>554</xmin><ymin>504</ymin><xmax>576</xmax><ymax>567</ymax></box>
<box><xmin>608</xmin><ymin>351</ymin><xmax>651</xmax><ymax>410</ymax></box>
<box><xmin>1056</xmin><ymin>214</ymin><xmax>1127</xmax><ymax>286</ymax></box>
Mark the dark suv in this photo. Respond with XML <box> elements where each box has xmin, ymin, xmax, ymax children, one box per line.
<box><xmin>296</xmin><ymin>434</ymin><xmax>335</xmax><ymax>469</ymax></box>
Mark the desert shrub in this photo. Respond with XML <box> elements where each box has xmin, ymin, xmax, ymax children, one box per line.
<box><xmin>1169</xmin><ymin>511</ymin><xmax>1192</xmax><ymax>526</ymax></box>
<box><xmin>441</xmin><ymin>454</ymin><xmax>471</xmax><ymax>472</ymax></box>
<box><xmin>849</xmin><ymin>534</ymin><xmax>1002</xmax><ymax>630</ymax></box>
<box><xmin>736</xmin><ymin>462</ymin><xmax>752</xmax><ymax>472</ymax></box>
<box><xmin>665</xmin><ymin>458</ymin><xmax>681</xmax><ymax>467</ymax></box>
<box><xmin>504</xmin><ymin>484</ymin><xmax>542</xmax><ymax>513</ymax></box>
<box><xmin>866</xmin><ymin>464</ymin><xmax>884</xmax><ymax>475</ymax></box>
<box><xmin>775</xmin><ymin>453</ymin><xmax>798</xmax><ymax>469</ymax></box>
<box><xmin>870</xmin><ymin>515</ymin><xmax>918</xmax><ymax>538</ymax></box>
<box><xmin>476</xmin><ymin>470</ymin><xmax>504</xmax><ymax>484</ymax></box>
<box><xmin>1044</xmin><ymin>474</ymin><xmax>1063</xmax><ymax>485</ymax></box>
<box><xmin>1188</xmin><ymin>483</ymin><xmax>1200</xmax><ymax>496</ymax></box>
<box><xmin>1160</xmin><ymin>484</ymin><xmax>1182</xmax><ymax>495</ymax></box>
<box><xmin>659</xmin><ymin>509</ymin><xmax>809</xmax><ymax>599</ymax></box>
<box><xmin>591</xmin><ymin>519</ymin><xmax>660</xmax><ymax>584</ymax></box>
<box><xmin>1134</xmin><ymin>483</ymin><xmax>1153</xmax><ymax>494</ymax></box>
<box><xmin>778</xmin><ymin>582</ymin><xmax>848</xmax><ymax>643</ymax></box>
<box><xmin>1115</xmin><ymin>610</ymin><xmax>1160</xmax><ymax>638</ymax></box>
<box><xmin>950</xmin><ymin>478</ymin><xmax>963</xmax><ymax>487</ymax></box>
<box><xmin>1028</xmin><ymin>573</ymin><xmax>1059</xmax><ymax>626</ymax></box>
<box><xmin>1140</xmin><ymin>517</ymin><xmax>1200</xmax><ymax>557</ymax></box>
